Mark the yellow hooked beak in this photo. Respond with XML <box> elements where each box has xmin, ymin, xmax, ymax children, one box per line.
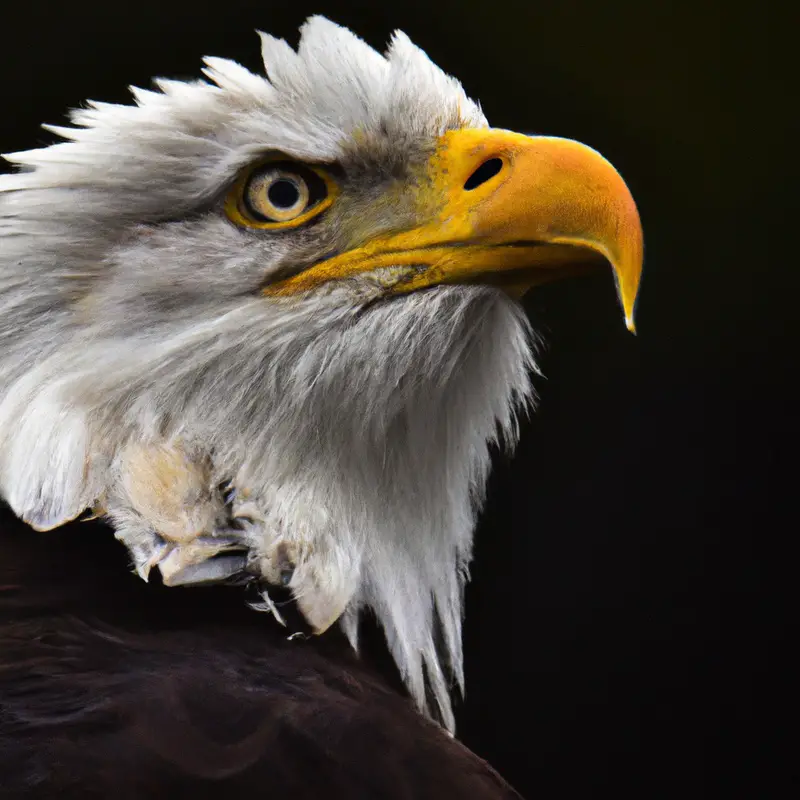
<box><xmin>265</xmin><ymin>127</ymin><xmax>643</xmax><ymax>331</ymax></box>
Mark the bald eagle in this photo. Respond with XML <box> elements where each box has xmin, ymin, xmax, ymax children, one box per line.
<box><xmin>0</xmin><ymin>16</ymin><xmax>641</xmax><ymax>795</ymax></box>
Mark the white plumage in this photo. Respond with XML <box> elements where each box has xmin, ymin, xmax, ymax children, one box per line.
<box><xmin>0</xmin><ymin>17</ymin><xmax>537</xmax><ymax>732</ymax></box>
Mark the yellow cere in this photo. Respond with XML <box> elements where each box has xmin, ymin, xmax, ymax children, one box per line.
<box><xmin>255</xmin><ymin>128</ymin><xmax>643</xmax><ymax>333</ymax></box>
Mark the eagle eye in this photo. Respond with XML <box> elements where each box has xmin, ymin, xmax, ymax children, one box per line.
<box><xmin>225</xmin><ymin>160</ymin><xmax>337</xmax><ymax>230</ymax></box>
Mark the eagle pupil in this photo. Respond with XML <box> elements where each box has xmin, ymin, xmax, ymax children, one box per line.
<box><xmin>269</xmin><ymin>178</ymin><xmax>301</xmax><ymax>209</ymax></box>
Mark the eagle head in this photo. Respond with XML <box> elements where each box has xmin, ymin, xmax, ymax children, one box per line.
<box><xmin>0</xmin><ymin>17</ymin><xmax>642</xmax><ymax>731</ymax></box>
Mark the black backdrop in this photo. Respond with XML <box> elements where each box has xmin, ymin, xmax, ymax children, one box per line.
<box><xmin>0</xmin><ymin>1</ymin><xmax>789</xmax><ymax>797</ymax></box>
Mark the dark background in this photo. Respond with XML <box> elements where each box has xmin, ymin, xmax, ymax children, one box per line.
<box><xmin>0</xmin><ymin>1</ymin><xmax>789</xmax><ymax>797</ymax></box>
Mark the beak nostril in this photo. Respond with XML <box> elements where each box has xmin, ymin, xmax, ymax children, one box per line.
<box><xmin>464</xmin><ymin>157</ymin><xmax>504</xmax><ymax>191</ymax></box>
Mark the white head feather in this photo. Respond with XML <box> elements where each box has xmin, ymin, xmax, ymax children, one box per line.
<box><xmin>0</xmin><ymin>16</ymin><xmax>536</xmax><ymax>732</ymax></box>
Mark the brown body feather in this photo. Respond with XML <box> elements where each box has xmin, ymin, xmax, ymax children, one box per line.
<box><xmin>0</xmin><ymin>512</ymin><xmax>521</xmax><ymax>798</ymax></box>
